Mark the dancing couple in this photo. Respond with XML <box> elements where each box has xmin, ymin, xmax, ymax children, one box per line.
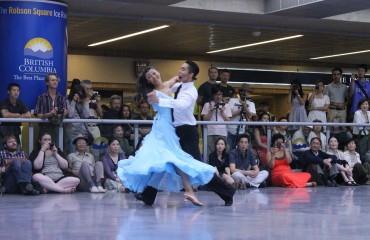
<box><xmin>117</xmin><ymin>61</ymin><xmax>235</xmax><ymax>206</ymax></box>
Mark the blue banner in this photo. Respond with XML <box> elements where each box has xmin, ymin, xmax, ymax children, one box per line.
<box><xmin>0</xmin><ymin>0</ymin><xmax>67</xmax><ymax>109</ymax></box>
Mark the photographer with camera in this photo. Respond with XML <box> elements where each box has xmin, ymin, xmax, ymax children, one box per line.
<box><xmin>80</xmin><ymin>80</ymin><xmax>103</xmax><ymax>140</ymax></box>
<box><xmin>227</xmin><ymin>83</ymin><xmax>256</xmax><ymax>149</ymax></box>
<box><xmin>288</xmin><ymin>79</ymin><xmax>308</xmax><ymax>131</ymax></box>
<box><xmin>65</xmin><ymin>82</ymin><xmax>91</xmax><ymax>154</ymax></box>
<box><xmin>34</xmin><ymin>73</ymin><xmax>68</xmax><ymax>146</ymax></box>
<box><xmin>201</xmin><ymin>85</ymin><xmax>232</xmax><ymax>155</ymax></box>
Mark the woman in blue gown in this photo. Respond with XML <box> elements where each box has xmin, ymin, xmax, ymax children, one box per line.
<box><xmin>117</xmin><ymin>67</ymin><xmax>216</xmax><ymax>206</ymax></box>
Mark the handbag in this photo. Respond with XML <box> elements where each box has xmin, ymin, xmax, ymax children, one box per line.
<box><xmin>75</xmin><ymin>105</ymin><xmax>94</xmax><ymax>145</ymax></box>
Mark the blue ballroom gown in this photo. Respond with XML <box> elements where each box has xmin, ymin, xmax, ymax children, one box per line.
<box><xmin>117</xmin><ymin>91</ymin><xmax>215</xmax><ymax>193</ymax></box>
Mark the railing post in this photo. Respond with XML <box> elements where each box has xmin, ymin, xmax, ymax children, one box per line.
<box><xmin>29</xmin><ymin>123</ymin><xmax>34</xmax><ymax>153</ymax></box>
<box><xmin>58</xmin><ymin>124</ymin><xmax>63</xmax><ymax>151</ymax></box>
<box><xmin>134</xmin><ymin>124</ymin><xmax>139</xmax><ymax>148</ymax></box>
<box><xmin>267</xmin><ymin>125</ymin><xmax>271</xmax><ymax>151</ymax></box>
<box><xmin>325</xmin><ymin>128</ymin><xmax>331</xmax><ymax>152</ymax></box>
<box><xmin>202</xmin><ymin>125</ymin><xmax>208</xmax><ymax>163</ymax></box>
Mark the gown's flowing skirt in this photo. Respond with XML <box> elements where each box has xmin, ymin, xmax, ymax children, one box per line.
<box><xmin>117</xmin><ymin>92</ymin><xmax>215</xmax><ymax>193</ymax></box>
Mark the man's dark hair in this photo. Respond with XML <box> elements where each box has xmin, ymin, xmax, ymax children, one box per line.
<box><xmin>7</xmin><ymin>83</ymin><xmax>20</xmax><ymax>91</ymax></box>
<box><xmin>357</xmin><ymin>64</ymin><xmax>368</xmax><ymax>72</ymax></box>
<box><xmin>220</xmin><ymin>69</ymin><xmax>230</xmax><ymax>75</ymax></box>
<box><xmin>237</xmin><ymin>134</ymin><xmax>251</xmax><ymax>144</ymax></box>
<box><xmin>310</xmin><ymin>137</ymin><xmax>322</xmax><ymax>145</ymax></box>
<box><xmin>331</xmin><ymin>67</ymin><xmax>343</xmax><ymax>75</ymax></box>
<box><xmin>185</xmin><ymin>60</ymin><xmax>199</xmax><ymax>80</ymax></box>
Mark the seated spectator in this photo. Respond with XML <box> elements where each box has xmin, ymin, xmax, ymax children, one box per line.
<box><xmin>330</xmin><ymin>117</ymin><xmax>351</xmax><ymax>151</ymax></box>
<box><xmin>0</xmin><ymin>83</ymin><xmax>31</xmax><ymax>148</ymax></box>
<box><xmin>327</xmin><ymin>137</ymin><xmax>356</xmax><ymax>186</ymax></box>
<box><xmin>273</xmin><ymin>117</ymin><xmax>293</xmax><ymax>153</ymax></box>
<box><xmin>302</xmin><ymin>137</ymin><xmax>339</xmax><ymax>186</ymax></box>
<box><xmin>201</xmin><ymin>84</ymin><xmax>232</xmax><ymax>154</ymax></box>
<box><xmin>342</xmin><ymin>138</ymin><xmax>370</xmax><ymax>185</ymax></box>
<box><xmin>134</xmin><ymin>101</ymin><xmax>153</xmax><ymax>139</ymax></box>
<box><xmin>267</xmin><ymin>133</ymin><xmax>315</xmax><ymax>188</ymax></box>
<box><xmin>307</xmin><ymin>119</ymin><xmax>327</xmax><ymax>151</ymax></box>
<box><xmin>112</xmin><ymin>125</ymin><xmax>134</xmax><ymax>157</ymax></box>
<box><xmin>67</xmin><ymin>135</ymin><xmax>106</xmax><ymax>193</ymax></box>
<box><xmin>208</xmin><ymin>138</ymin><xmax>234</xmax><ymax>187</ymax></box>
<box><xmin>30</xmin><ymin>133</ymin><xmax>80</xmax><ymax>193</ymax></box>
<box><xmin>254</xmin><ymin>112</ymin><xmax>270</xmax><ymax>166</ymax></box>
<box><xmin>229</xmin><ymin>134</ymin><xmax>269</xmax><ymax>189</ymax></box>
<box><xmin>0</xmin><ymin>135</ymin><xmax>39</xmax><ymax>195</ymax></box>
<box><xmin>291</xmin><ymin>125</ymin><xmax>311</xmax><ymax>169</ymax></box>
<box><xmin>66</xmin><ymin>83</ymin><xmax>90</xmax><ymax>154</ymax></box>
<box><xmin>307</xmin><ymin>79</ymin><xmax>329</xmax><ymax>128</ymax></box>
<box><xmin>101</xmin><ymin>138</ymin><xmax>126</xmax><ymax>192</ymax></box>
<box><xmin>352</xmin><ymin>98</ymin><xmax>370</xmax><ymax>161</ymax></box>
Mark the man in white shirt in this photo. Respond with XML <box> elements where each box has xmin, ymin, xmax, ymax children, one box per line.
<box><xmin>146</xmin><ymin>60</ymin><xmax>236</xmax><ymax>206</ymax></box>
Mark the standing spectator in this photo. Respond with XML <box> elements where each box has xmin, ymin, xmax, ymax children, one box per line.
<box><xmin>67</xmin><ymin>135</ymin><xmax>106</xmax><ymax>193</ymax></box>
<box><xmin>307</xmin><ymin>79</ymin><xmax>330</xmax><ymax>127</ymax></box>
<box><xmin>80</xmin><ymin>80</ymin><xmax>103</xmax><ymax>139</ymax></box>
<box><xmin>101</xmin><ymin>138</ymin><xmax>126</xmax><ymax>192</ymax></box>
<box><xmin>101</xmin><ymin>95</ymin><xmax>122</xmax><ymax>139</ymax></box>
<box><xmin>0</xmin><ymin>83</ymin><xmax>31</xmax><ymax>148</ymax></box>
<box><xmin>0</xmin><ymin>135</ymin><xmax>40</xmax><ymax>195</ymax></box>
<box><xmin>349</xmin><ymin>64</ymin><xmax>370</xmax><ymax>117</ymax></box>
<box><xmin>30</xmin><ymin>132</ymin><xmax>80</xmax><ymax>193</ymax></box>
<box><xmin>34</xmin><ymin>73</ymin><xmax>68</xmax><ymax>145</ymax></box>
<box><xmin>352</xmin><ymin>98</ymin><xmax>370</xmax><ymax>161</ymax></box>
<box><xmin>302</xmin><ymin>137</ymin><xmax>339</xmax><ymax>186</ymax></box>
<box><xmin>197</xmin><ymin>67</ymin><xmax>218</xmax><ymax>107</ymax></box>
<box><xmin>227</xmin><ymin>83</ymin><xmax>256</xmax><ymax>148</ymax></box>
<box><xmin>218</xmin><ymin>69</ymin><xmax>235</xmax><ymax>99</ymax></box>
<box><xmin>201</xmin><ymin>85</ymin><xmax>232</xmax><ymax>154</ymax></box>
<box><xmin>288</xmin><ymin>79</ymin><xmax>308</xmax><ymax>131</ymax></box>
<box><xmin>133</xmin><ymin>101</ymin><xmax>153</xmax><ymax>139</ymax></box>
<box><xmin>229</xmin><ymin>134</ymin><xmax>269</xmax><ymax>189</ymax></box>
<box><xmin>324</xmin><ymin>67</ymin><xmax>348</xmax><ymax>123</ymax></box>
<box><xmin>257</xmin><ymin>101</ymin><xmax>276</xmax><ymax>122</ymax></box>
<box><xmin>65</xmin><ymin>84</ymin><xmax>90</xmax><ymax>154</ymax></box>
<box><xmin>208</xmin><ymin>138</ymin><xmax>234</xmax><ymax>187</ymax></box>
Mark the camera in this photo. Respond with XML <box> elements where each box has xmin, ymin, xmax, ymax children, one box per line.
<box><xmin>214</xmin><ymin>102</ymin><xmax>226</xmax><ymax>109</ymax></box>
<box><xmin>49</xmin><ymin>143</ymin><xmax>54</xmax><ymax>149</ymax></box>
<box><xmin>91</xmin><ymin>91</ymin><xmax>99</xmax><ymax>100</ymax></box>
<box><xmin>56</xmin><ymin>102</ymin><xmax>65</xmax><ymax>115</ymax></box>
<box><xmin>292</xmin><ymin>84</ymin><xmax>299</xmax><ymax>91</ymax></box>
<box><xmin>315</xmin><ymin>85</ymin><xmax>320</xmax><ymax>90</ymax></box>
<box><xmin>276</xmin><ymin>142</ymin><xmax>282</xmax><ymax>149</ymax></box>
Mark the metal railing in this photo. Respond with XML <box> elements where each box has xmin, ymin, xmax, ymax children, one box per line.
<box><xmin>1</xmin><ymin>118</ymin><xmax>368</xmax><ymax>161</ymax></box>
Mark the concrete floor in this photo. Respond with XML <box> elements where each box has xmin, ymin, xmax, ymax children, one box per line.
<box><xmin>1</xmin><ymin>186</ymin><xmax>369</xmax><ymax>240</ymax></box>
